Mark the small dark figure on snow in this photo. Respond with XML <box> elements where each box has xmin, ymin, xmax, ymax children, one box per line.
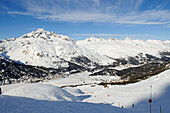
<box><xmin>132</xmin><ymin>104</ymin><xmax>134</xmax><ymax>107</ymax></box>
<box><xmin>0</xmin><ymin>87</ymin><xmax>1</xmax><ymax>95</ymax></box>
<box><xmin>121</xmin><ymin>106</ymin><xmax>123</xmax><ymax>108</ymax></box>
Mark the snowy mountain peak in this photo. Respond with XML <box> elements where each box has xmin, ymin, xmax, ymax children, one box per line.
<box><xmin>20</xmin><ymin>29</ymin><xmax>74</xmax><ymax>42</ymax></box>
<box><xmin>125</xmin><ymin>37</ymin><xmax>132</xmax><ymax>41</ymax></box>
<box><xmin>82</xmin><ymin>36</ymin><xmax>136</xmax><ymax>43</ymax></box>
<box><xmin>36</xmin><ymin>28</ymin><xmax>46</xmax><ymax>32</ymax></box>
<box><xmin>86</xmin><ymin>36</ymin><xmax>97</xmax><ymax>41</ymax></box>
<box><xmin>164</xmin><ymin>40</ymin><xmax>170</xmax><ymax>44</ymax></box>
<box><xmin>20</xmin><ymin>29</ymin><xmax>50</xmax><ymax>40</ymax></box>
<box><xmin>85</xmin><ymin>36</ymin><xmax>106</xmax><ymax>42</ymax></box>
<box><xmin>107</xmin><ymin>37</ymin><xmax>117</xmax><ymax>41</ymax></box>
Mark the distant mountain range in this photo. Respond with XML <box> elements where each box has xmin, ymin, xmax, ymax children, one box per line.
<box><xmin>0</xmin><ymin>29</ymin><xmax>170</xmax><ymax>84</ymax></box>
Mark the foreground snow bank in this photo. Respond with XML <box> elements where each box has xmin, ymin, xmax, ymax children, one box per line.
<box><xmin>4</xmin><ymin>83</ymin><xmax>79</xmax><ymax>101</ymax></box>
<box><xmin>0</xmin><ymin>95</ymin><xmax>128</xmax><ymax>113</ymax></box>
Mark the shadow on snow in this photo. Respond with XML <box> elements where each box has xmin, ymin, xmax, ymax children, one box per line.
<box><xmin>127</xmin><ymin>84</ymin><xmax>170</xmax><ymax>113</ymax></box>
<box><xmin>0</xmin><ymin>95</ymin><xmax>127</xmax><ymax>113</ymax></box>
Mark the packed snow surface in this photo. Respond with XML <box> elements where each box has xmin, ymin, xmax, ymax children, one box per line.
<box><xmin>1</xmin><ymin>69</ymin><xmax>170</xmax><ymax>113</ymax></box>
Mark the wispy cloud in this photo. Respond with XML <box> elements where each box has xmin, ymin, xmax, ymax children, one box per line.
<box><xmin>4</xmin><ymin>0</ymin><xmax>170</xmax><ymax>25</ymax></box>
<box><xmin>36</xmin><ymin>12</ymin><xmax>116</xmax><ymax>22</ymax></box>
<box><xmin>8</xmin><ymin>11</ymin><xmax>33</xmax><ymax>16</ymax></box>
<box><xmin>0</xmin><ymin>4</ymin><xmax>9</xmax><ymax>10</ymax></box>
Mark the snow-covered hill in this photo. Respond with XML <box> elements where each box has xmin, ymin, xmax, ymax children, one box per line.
<box><xmin>4</xmin><ymin>83</ymin><xmax>79</xmax><ymax>101</ymax></box>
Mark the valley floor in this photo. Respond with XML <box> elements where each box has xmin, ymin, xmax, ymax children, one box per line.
<box><xmin>1</xmin><ymin>69</ymin><xmax>170</xmax><ymax>113</ymax></box>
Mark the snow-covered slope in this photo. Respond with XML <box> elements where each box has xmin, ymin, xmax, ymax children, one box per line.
<box><xmin>4</xmin><ymin>83</ymin><xmax>79</xmax><ymax>101</ymax></box>
<box><xmin>1</xmin><ymin>69</ymin><xmax>170</xmax><ymax>113</ymax></box>
<box><xmin>48</xmin><ymin>69</ymin><xmax>170</xmax><ymax>113</ymax></box>
<box><xmin>0</xmin><ymin>95</ymin><xmax>127</xmax><ymax>113</ymax></box>
<box><xmin>0</xmin><ymin>29</ymin><xmax>113</xmax><ymax>69</ymax></box>
<box><xmin>77</xmin><ymin>37</ymin><xmax>170</xmax><ymax>59</ymax></box>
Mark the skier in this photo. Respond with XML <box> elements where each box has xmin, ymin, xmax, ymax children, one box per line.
<box><xmin>132</xmin><ymin>104</ymin><xmax>134</xmax><ymax>107</ymax></box>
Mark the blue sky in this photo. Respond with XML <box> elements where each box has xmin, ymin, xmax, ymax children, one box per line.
<box><xmin>0</xmin><ymin>0</ymin><xmax>170</xmax><ymax>41</ymax></box>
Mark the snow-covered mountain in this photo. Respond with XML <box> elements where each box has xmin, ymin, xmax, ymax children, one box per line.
<box><xmin>0</xmin><ymin>29</ymin><xmax>113</xmax><ymax>69</ymax></box>
<box><xmin>1</xmin><ymin>29</ymin><xmax>170</xmax><ymax>70</ymax></box>
<box><xmin>77</xmin><ymin>36</ymin><xmax>170</xmax><ymax>59</ymax></box>
<box><xmin>0</xmin><ymin>29</ymin><xmax>170</xmax><ymax>83</ymax></box>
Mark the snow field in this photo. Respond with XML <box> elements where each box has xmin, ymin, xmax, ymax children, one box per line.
<box><xmin>0</xmin><ymin>69</ymin><xmax>170</xmax><ymax>113</ymax></box>
<box><xmin>48</xmin><ymin>69</ymin><xmax>170</xmax><ymax>112</ymax></box>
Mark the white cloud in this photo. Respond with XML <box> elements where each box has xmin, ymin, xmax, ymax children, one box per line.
<box><xmin>36</xmin><ymin>12</ymin><xmax>116</xmax><ymax>22</ymax></box>
<box><xmin>131</xmin><ymin>0</ymin><xmax>144</xmax><ymax>10</ymax></box>
<box><xmin>8</xmin><ymin>11</ymin><xmax>33</xmax><ymax>16</ymax></box>
<box><xmin>5</xmin><ymin>0</ymin><xmax>170</xmax><ymax>25</ymax></box>
<box><xmin>115</xmin><ymin>9</ymin><xmax>170</xmax><ymax>25</ymax></box>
